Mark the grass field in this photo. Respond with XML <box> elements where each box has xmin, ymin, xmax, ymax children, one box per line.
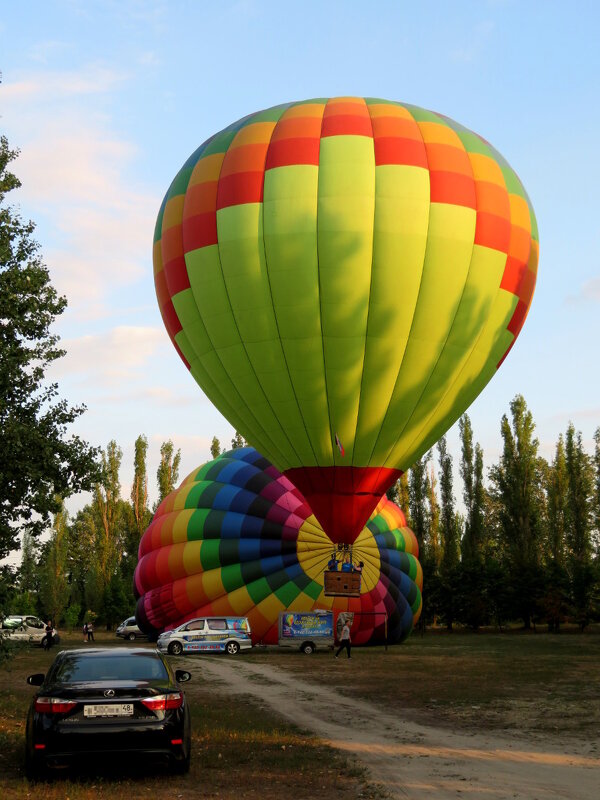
<box><xmin>0</xmin><ymin>633</ymin><xmax>369</xmax><ymax>800</ymax></box>
<box><xmin>1</xmin><ymin>629</ymin><xmax>599</xmax><ymax>798</ymax></box>
<box><xmin>258</xmin><ymin>629</ymin><xmax>600</xmax><ymax>739</ymax></box>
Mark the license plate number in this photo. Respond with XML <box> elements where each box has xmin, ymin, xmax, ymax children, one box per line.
<box><xmin>84</xmin><ymin>703</ymin><xmax>134</xmax><ymax>717</ymax></box>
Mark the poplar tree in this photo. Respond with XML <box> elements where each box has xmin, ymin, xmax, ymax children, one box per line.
<box><xmin>565</xmin><ymin>424</ymin><xmax>594</xmax><ymax>629</ymax></box>
<box><xmin>156</xmin><ymin>440</ymin><xmax>181</xmax><ymax>504</ymax></box>
<box><xmin>425</xmin><ymin>462</ymin><xmax>441</xmax><ymax>569</ymax></box>
<box><xmin>39</xmin><ymin>503</ymin><xmax>69</xmax><ymax>625</ymax></box>
<box><xmin>489</xmin><ymin>395</ymin><xmax>544</xmax><ymax>628</ymax></box>
<box><xmin>210</xmin><ymin>436</ymin><xmax>222</xmax><ymax>460</ymax></box>
<box><xmin>408</xmin><ymin>455</ymin><xmax>429</xmax><ymax>551</ymax></box>
<box><xmin>543</xmin><ymin>435</ymin><xmax>569</xmax><ymax>630</ymax></box>
<box><xmin>130</xmin><ymin>434</ymin><xmax>150</xmax><ymax>538</ymax></box>
<box><xmin>459</xmin><ymin>415</ymin><xmax>485</xmax><ymax>562</ymax></box>
<box><xmin>230</xmin><ymin>431</ymin><xmax>245</xmax><ymax>449</ymax></box>
<box><xmin>437</xmin><ymin>436</ymin><xmax>459</xmax><ymax>571</ymax></box>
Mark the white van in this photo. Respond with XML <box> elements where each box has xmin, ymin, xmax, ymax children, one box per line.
<box><xmin>0</xmin><ymin>615</ymin><xmax>48</xmax><ymax>645</ymax></box>
<box><xmin>157</xmin><ymin>616</ymin><xmax>252</xmax><ymax>656</ymax></box>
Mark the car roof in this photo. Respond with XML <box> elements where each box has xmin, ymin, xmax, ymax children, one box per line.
<box><xmin>57</xmin><ymin>647</ymin><xmax>159</xmax><ymax>657</ymax></box>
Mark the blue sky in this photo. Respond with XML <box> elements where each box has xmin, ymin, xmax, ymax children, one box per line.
<box><xmin>1</xmin><ymin>0</ymin><xmax>599</xmax><ymax>514</ymax></box>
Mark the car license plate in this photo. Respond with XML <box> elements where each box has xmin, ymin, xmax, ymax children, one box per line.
<box><xmin>84</xmin><ymin>703</ymin><xmax>134</xmax><ymax>717</ymax></box>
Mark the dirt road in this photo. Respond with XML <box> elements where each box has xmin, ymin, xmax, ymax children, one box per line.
<box><xmin>191</xmin><ymin>656</ymin><xmax>600</xmax><ymax>800</ymax></box>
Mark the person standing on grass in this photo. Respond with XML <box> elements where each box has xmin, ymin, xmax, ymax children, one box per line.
<box><xmin>83</xmin><ymin>622</ymin><xmax>88</xmax><ymax>642</ymax></box>
<box><xmin>43</xmin><ymin>620</ymin><xmax>54</xmax><ymax>651</ymax></box>
<box><xmin>335</xmin><ymin>621</ymin><xmax>351</xmax><ymax>659</ymax></box>
<box><xmin>87</xmin><ymin>620</ymin><xmax>94</xmax><ymax>642</ymax></box>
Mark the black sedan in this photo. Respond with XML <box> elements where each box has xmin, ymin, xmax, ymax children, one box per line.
<box><xmin>25</xmin><ymin>647</ymin><xmax>191</xmax><ymax>779</ymax></box>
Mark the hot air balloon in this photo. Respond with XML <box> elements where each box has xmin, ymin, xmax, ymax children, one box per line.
<box><xmin>134</xmin><ymin>448</ymin><xmax>422</xmax><ymax>645</ymax></box>
<box><xmin>154</xmin><ymin>97</ymin><xmax>538</xmax><ymax>544</ymax></box>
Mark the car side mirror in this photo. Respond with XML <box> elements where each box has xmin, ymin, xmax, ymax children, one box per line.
<box><xmin>27</xmin><ymin>673</ymin><xmax>45</xmax><ymax>686</ymax></box>
<box><xmin>175</xmin><ymin>670</ymin><xmax>192</xmax><ymax>683</ymax></box>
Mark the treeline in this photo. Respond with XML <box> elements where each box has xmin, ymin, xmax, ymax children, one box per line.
<box><xmin>1</xmin><ymin>434</ymin><xmax>248</xmax><ymax>631</ymax></box>
<box><xmin>4</xmin><ymin>437</ymin><xmax>182</xmax><ymax>630</ymax></box>
<box><xmin>394</xmin><ymin>395</ymin><xmax>600</xmax><ymax>632</ymax></box>
<box><xmin>3</xmin><ymin>398</ymin><xmax>599</xmax><ymax>634</ymax></box>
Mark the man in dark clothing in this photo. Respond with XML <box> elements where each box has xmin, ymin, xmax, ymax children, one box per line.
<box><xmin>43</xmin><ymin>621</ymin><xmax>54</xmax><ymax>650</ymax></box>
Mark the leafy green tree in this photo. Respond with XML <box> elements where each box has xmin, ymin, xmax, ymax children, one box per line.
<box><xmin>210</xmin><ymin>436</ymin><xmax>222</xmax><ymax>460</ymax></box>
<box><xmin>0</xmin><ymin>136</ymin><xmax>99</xmax><ymax>558</ymax></box>
<box><xmin>489</xmin><ymin>395</ymin><xmax>545</xmax><ymax>628</ymax></box>
<box><xmin>437</xmin><ymin>437</ymin><xmax>461</xmax><ymax>630</ymax></box>
<box><xmin>565</xmin><ymin>424</ymin><xmax>595</xmax><ymax>629</ymax></box>
<box><xmin>230</xmin><ymin>431</ymin><xmax>246</xmax><ymax>450</ymax></box>
<box><xmin>38</xmin><ymin>502</ymin><xmax>69</xmax><ymax>625</ymax></box>
<box><xmin>408</xmin><ymin>455</ymin><xmax>429</xmax><ymax>551</ymax></box>
<box><xmin>543</xmin><ymin>435</ymin><xmax>569</xmax><ymax>631</ymax></box>
<box><xmin>425</xmin><ymin>462</ymin><xmax>441</xmax><ymax>569</ymax></box>
<box><xmin>594</xmin><ymin>426</ymin><xmax>600</xmax><ymax>535</ymax></box>
<box><xmin>13</xmin><ymin>531</ymin><xmax>39</xmax><ymax>614</ymax></box>
<box><xmin>156</xmin><ymin>440</ymin><xmax>181</xmax><ymax>505</ymax></box>
<box><xmin>459</xmin><ymin>415</ymin><xmax>486</xmax><ymax>562</ymax></box>
<box><xmin>130</xmin><ymin>435</ymin><xmax>150</xmax><ymax>539</ymax></box>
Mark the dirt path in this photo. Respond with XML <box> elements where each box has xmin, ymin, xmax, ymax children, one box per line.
<box><xmin>189</xmin><ymin>657</ymin><xmax>600</xmax><ymax>800</ymax></box>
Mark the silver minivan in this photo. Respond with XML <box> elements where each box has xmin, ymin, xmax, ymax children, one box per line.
<box><xmin>0</xmin><ymin>615</ymin><xmax>48</xmax><ymax>645</ymax></box>
<box><xmin>157</xmin><ymin>616</ymin><xmax>252</xmax><ymax>656</ymax></box>
<box><xmin>116</xmin><ymin>616</ymin><xmax>148</xmax><ymax>641</ymax></box>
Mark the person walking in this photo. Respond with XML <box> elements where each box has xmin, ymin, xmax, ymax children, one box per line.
<box><xmin>87</xmin><ymin>620</ymin><xmax>95</xmax><ymax>642</ymax></box>
<box><xmin>335</xmin><ymin>621</ymin><xmax>351</xmax><ymax>659</ymax></box>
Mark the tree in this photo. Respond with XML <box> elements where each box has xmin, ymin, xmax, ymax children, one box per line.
<box><xmin>459</xmin><ymin>415</ymin><xmax>485</xmax><ymax>562</ymax></box>
<box><xmin>425</xmin><ymin>462</ymin><xmax>441</xmax><ymax>569</ymax></box>
<box><xmin>230</xmin><ymin>431</ymin><xmax>245</xmax><ymax>450</ymax></box>
<box><xmin>437</xmin><ymin>437</ymin><xmax>461</xmax><ymax>631</ymax></box>
<box><xmin>408</xmin><ymin>455</ymin><xmax>429</xmax><ymax>551</ymax></box>
<box><xmin>38</xmin><ymin>502</ymin><xmax>69</xmax><ymax>625</ymax></box>
<box><xmin>489</xmin><ymin>395</ymin><xmax>545</xmax><ymax>628</ymax></box>
<box><xmin>210</xmin><ymin>436</ymin><xmax>222</xmax><ymax>460</ymax></box>
<box><xmin>156</xmin><ymin>440</ymin><xmax>181</xmax><ymax>505</ymax></box>
<box><xmin>565</xmin><ymin>424</ymin><xmax>595</xmax><ymax>629</ymax></box>
<box><xmin>130</xmin><ymin>435</ymin><xmax>150</xmax><ymax>540</ymax></box>
<box><xmin>594</xmin><ymin>426</ymin><xmax>600</xmax><ymax>535</ymax></box>
<box><xmin>0</xmin><ymin>136</ymin><xmax>99</xmax><ymax>558</ymax></box>
<box><xmin>543</xmin><ymin>435</ymin><xmax>569</xmax><ymax>630</ymax></box>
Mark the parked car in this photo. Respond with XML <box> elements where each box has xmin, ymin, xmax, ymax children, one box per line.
<box><xmin>25</xmin><ymin>647</ymin><xmax>192</xmax><ymax>779</ymax></box>
<box><xmin>1</xmin><ymin>616</ymin><xmax>54</xmax><ymax>646</ymax></box>
<box><xmin>116</xmin><ymin>617</ymin><xmax>148</xmax><ymax>641</ymax></box>
<box><xmin>157</xmin><ymin>616</ymin><xmax>252</xmax><ymax>656</ymax></box>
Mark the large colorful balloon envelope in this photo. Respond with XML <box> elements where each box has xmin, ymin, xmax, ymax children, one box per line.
<box><xmin>154</xmin><ymin>97</ymin><xmax>538</xmax><ymax>544</ymax></box>
<box><xmin>134</xmin><ymin>448</ymin><xmax>422</xmax><ymax>645</ymax></box>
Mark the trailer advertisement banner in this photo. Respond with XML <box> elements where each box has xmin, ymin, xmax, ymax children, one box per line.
<box><xmin>281</xmin><ymin>613</ymin><xmax>333</xmax><ymax>639</ymax></box>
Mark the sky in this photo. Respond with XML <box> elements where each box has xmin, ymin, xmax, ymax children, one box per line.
<box><xmin>1</xmin><ymin>0</ymin><xmax>599</xmax><ymax>529</ymax></box>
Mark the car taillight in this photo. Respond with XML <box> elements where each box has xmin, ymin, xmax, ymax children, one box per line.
<box><xmin>141</xmin><ymin>692</ymin><xmax>183</xmax><ymax>711</ymax></box>
<box><xmin>35</xmin><ymin>697</ymin><xmax>78</xmax><ymax>714</ymax></box>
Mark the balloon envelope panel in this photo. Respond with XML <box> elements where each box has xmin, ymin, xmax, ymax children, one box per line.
<box><xmin>134</xmin><ymin>448</ymin><xmax>422</xmax><ymax>645</ymax></box>
<box><xmin>154</xmin><ymin>97</ymin><xmax>539</xmax><ymax>543</ymax></box>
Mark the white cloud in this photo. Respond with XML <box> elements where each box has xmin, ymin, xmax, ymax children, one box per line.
<box><xmin>3</xmin><ymin>66</ymin><xmax>159</xmax><ymax>319</ymax></box>
<box><xmin>566</xmin><ymin>276</ymin><xmax>600</xmax><ymax>305</ymax></box>
<box><xmin>50</xmin><ymin>326</ymin><xmax>167</xmax><ymax>382</ymax></box>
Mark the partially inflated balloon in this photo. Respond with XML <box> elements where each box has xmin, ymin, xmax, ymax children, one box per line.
<box><xmin>155</xmin><ymin>97</ymin><xmax>538</xmax><ymax>543</ymax></box>
<box><xmin>134</xmin><ymin>448</ymin><xmax>422</xmax><ymax>645</ymax></box>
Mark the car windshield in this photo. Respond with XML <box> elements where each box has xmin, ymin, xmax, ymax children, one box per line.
<box><xmin>53</xmin><ymin>653</ymin><xmax>168</xmax><ymax>682</ymax></box>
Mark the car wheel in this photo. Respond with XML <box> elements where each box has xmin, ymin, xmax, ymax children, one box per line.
<box><xmin>127</xmin><ymin>632</ymin><xmax>136</xmax><ymax>641</ymax></box>
<box><xmin>168</xmin><ymin>641</ymin><xmax>183</xmax><ymax>656</ymax></box>
<box><xmin>301</xmin><ymin>642</ymin><xmax>315</xmax><ymax>655</ymax></box>
<box><xmin>226</xmin><ymin>641</ymin><xmax>240</xmax><ymax>655</ymax></box>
